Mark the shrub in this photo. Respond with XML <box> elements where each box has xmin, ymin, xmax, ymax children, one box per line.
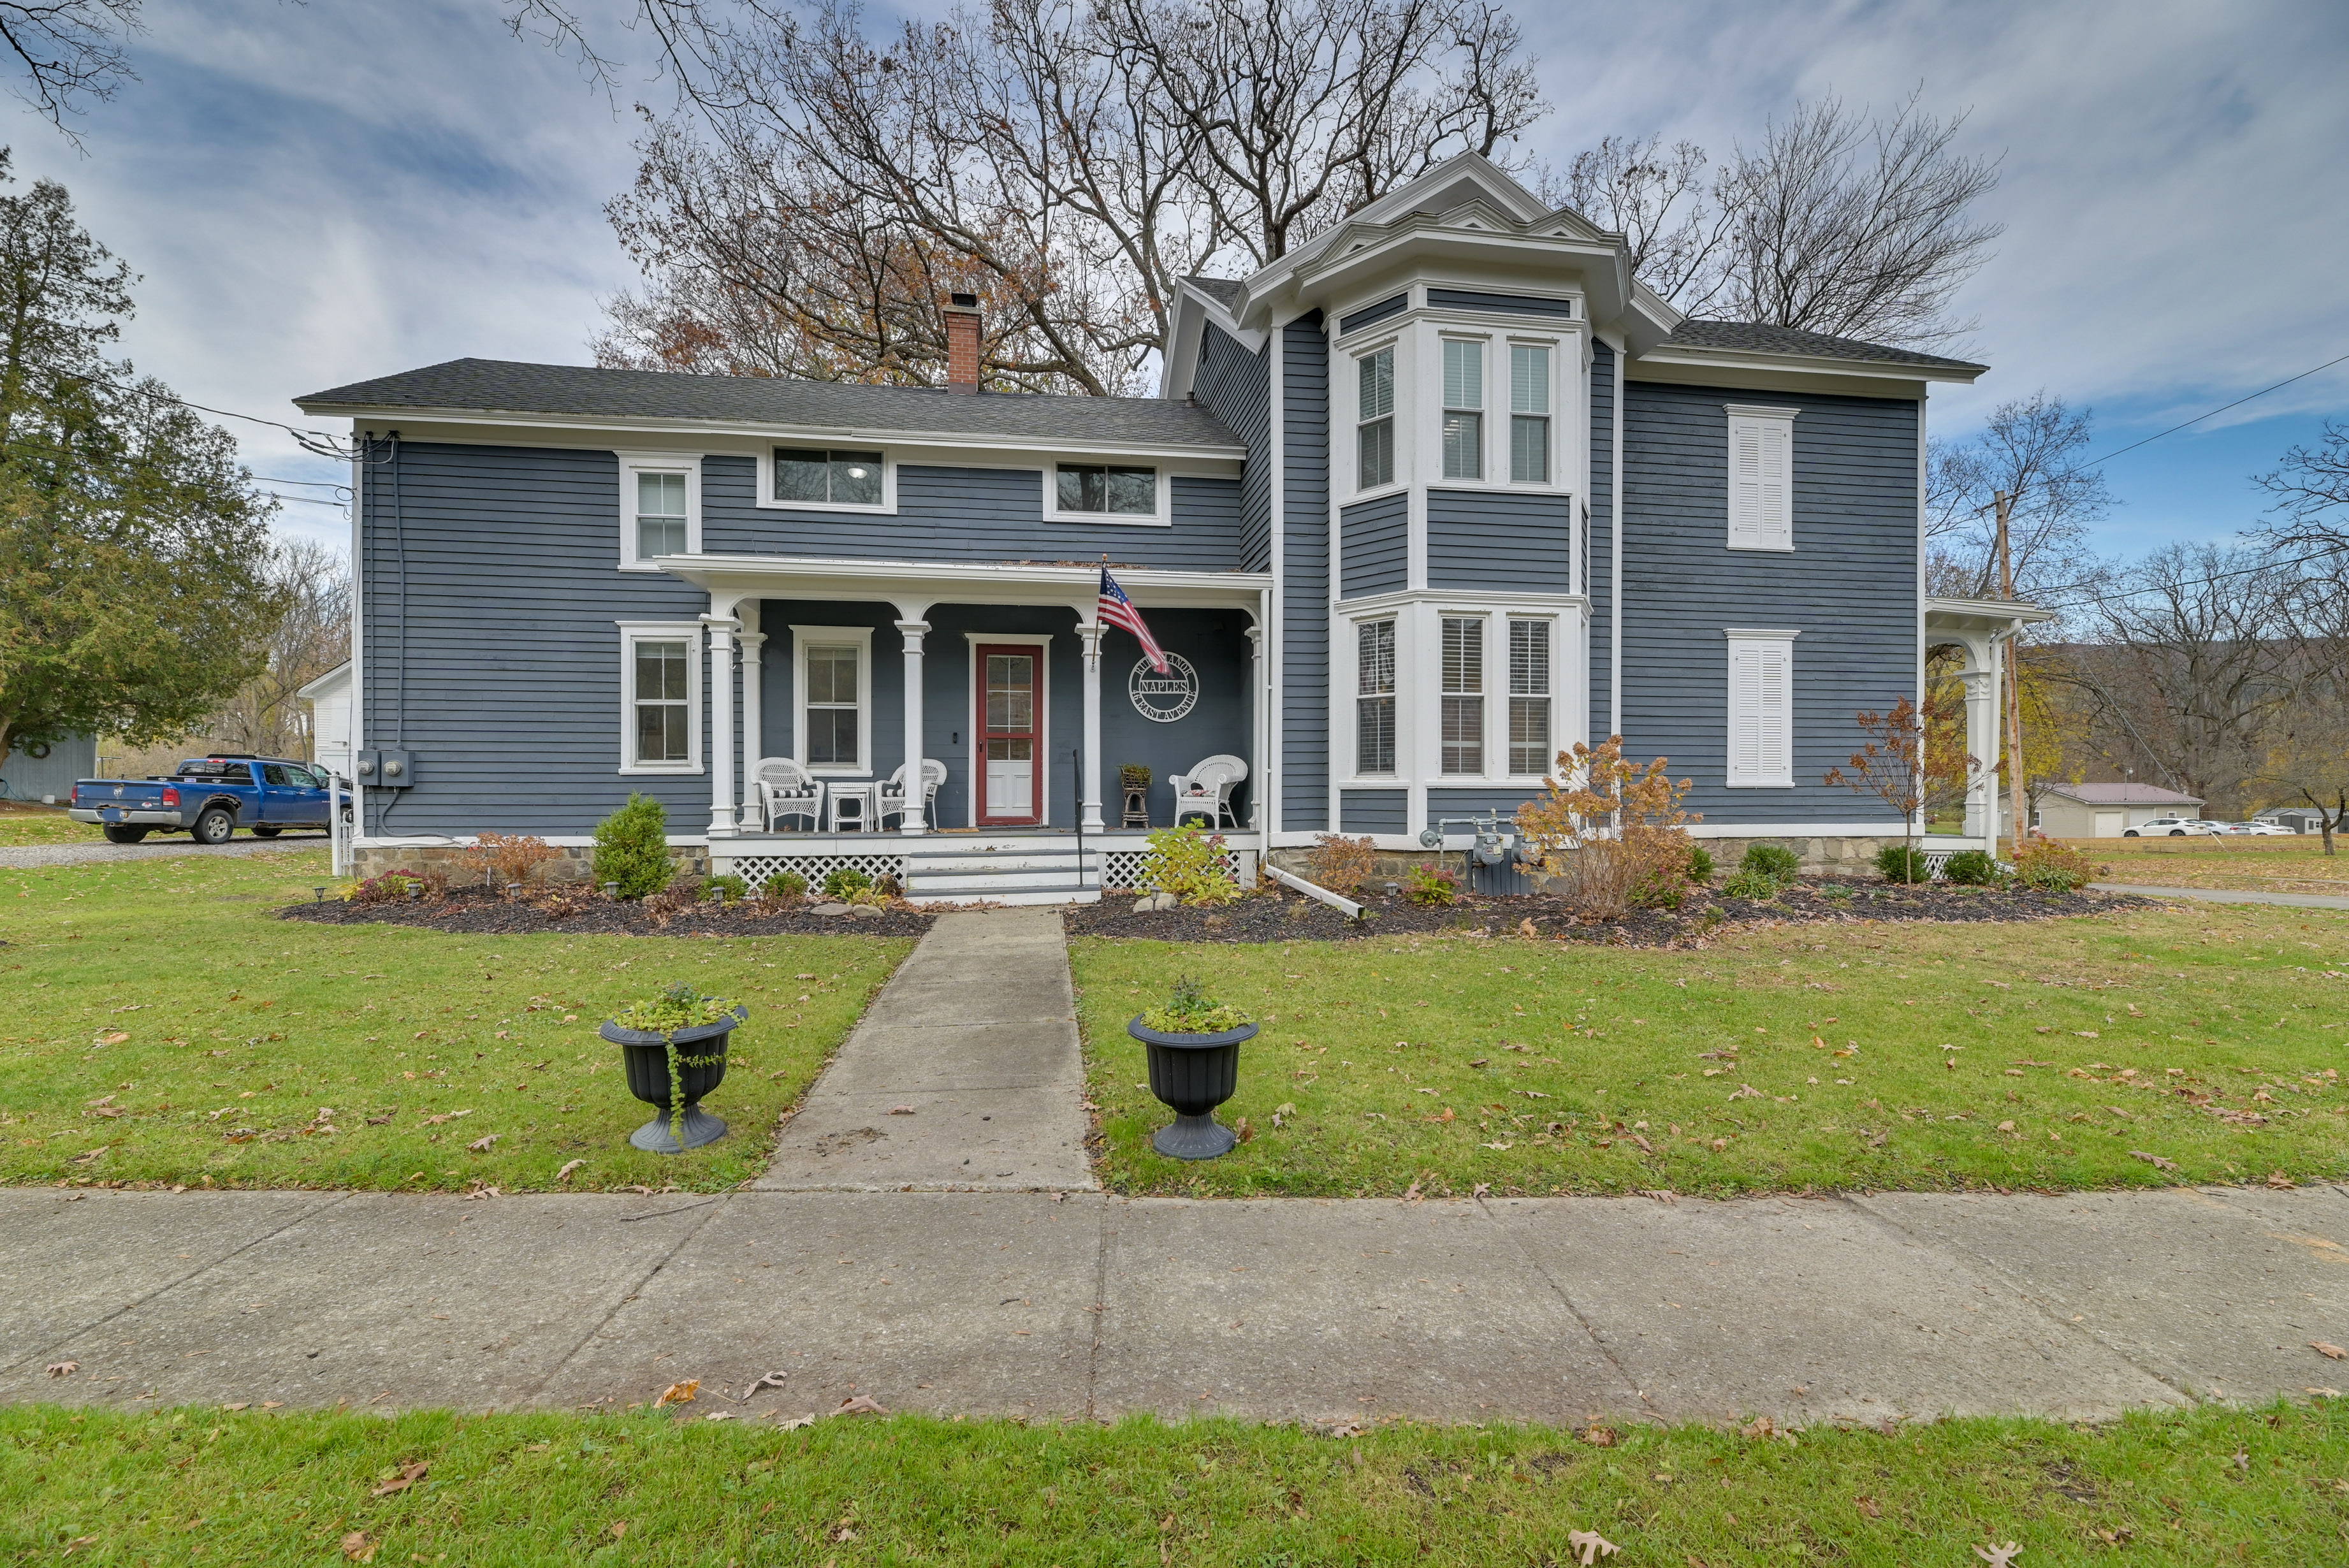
<box><xmin>643</xmin><ymin>875</ymin><xmax>705</xmax><ymax>924</ymax></box>
<box><xmin>1140</xmin><ymin>823</ymin><xmax>1240</xmax><ymax>906</ymax></box>
<box><xmin>1940</xmin><ymin>848</ymin><xmax>2000</xmax><ymax>886</ymax></box>
<box><xmin>1687</xmin><ymin>845</ymin><xmax>1715</xmax><ymax>883</ymax></box>
<box><xmin>2014</xmin><ymin>836</ymin><xmax>2098</xmax><ymax>892</ymax></box>
<box><xmin>461</xmin><ymin>831</ymin><xmax>562</xmax><ymax>890</ymax></box>
<box><xmin>347</xmin><ymin>869</ymin><xmax>446</xmax><ymax>904</ymax></box>
<box><xmin>1719</xmin><ymin>867</ymin><xmax>1783</xmax><ymax>900</ymax></box>
<box><xmin>1403</xmin><ymin>863</ymin><xmax>1458</xmax><ymax>906</ymax></box>
<box><xmin>821</xmin><ymin>865</ymin><xmax>874</xmax><ymax>900</ymax></box>
<box><xmin>761</xmin><ymin>871</ymin><xmax>809</xmax><ymax>903</ymax></box>
<box><xmin>1141</xmin><ymin>974</ymin><xmax>1249</xmax><ymax>1034</ymax></box>
<box><xmin>1515</xmin><ymin>737</ymin><xmax>1700</xmax><ymax>920</ymax></box>
<box><xmin>1875</xmin><ymin>843</ymin><xmax>1929</xmax><ymax>884</ymax></box>
<box><xmin>1740</xmin><ymin>842</ymin><xmax>1801</xmax><ymax>883</ymax></box>
<box><xmin>705</xmin><ymin>873</ymin><xmax>750</xmax><ymax>904</ymax></box>
<box><xmin>593</xmin><ymin>795</ymin><xmax>674</xmax><ymax>899</ymax></box>
<box><xmin>1119</xmin><ymin>763</ymin><xmax>1153</xmax><ymax>788</ymax></box>
<box><xmin>1309</xmin><ymin>833</ymin><xmax>1379</xmax><ymax>894</ymax></box>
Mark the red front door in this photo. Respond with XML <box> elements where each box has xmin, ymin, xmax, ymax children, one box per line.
<box><xmin>976</xmin><ymin>644</ymin><xmax>1043</xmax><ymax>825</ymax></box>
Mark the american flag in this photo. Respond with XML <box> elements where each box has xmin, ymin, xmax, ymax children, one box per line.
<box><xmin>1097</xmin><ymin>569</ymin><xmax>1168</xmax><ymax>673</ymax></box>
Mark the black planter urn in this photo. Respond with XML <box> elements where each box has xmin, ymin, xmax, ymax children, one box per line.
<box><xmin>599</xmin><ymin>1006</ymin><xmax>746</xmax><ymax>1152</ymax></box>
<box><xmin>1128</xmin><ymin>1016</ymin><xmax>1256</xmax><ymax>1159</ymax></box>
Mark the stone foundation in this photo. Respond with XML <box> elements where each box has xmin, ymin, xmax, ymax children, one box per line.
<box><xmin>1270</xmin><ymin>833</ymin><xmax>1900</xmax><ymax>889</ymax></box>
<box><xmin>349</xmin><ymin>842</ymin><xmax>709</xmax><ymax>885</ymax></box>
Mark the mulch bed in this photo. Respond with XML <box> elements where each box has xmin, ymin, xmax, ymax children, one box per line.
<box><xmin>1065</xmin><ymin>878</ymin><xmax>2155</xmax><ymax>947</ymax></box>
<box><xmin>277</xmin><ymin>889</ymin><xmax>936</xmax><ymax>938</ymax></box>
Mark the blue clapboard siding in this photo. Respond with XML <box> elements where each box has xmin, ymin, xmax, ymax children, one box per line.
<box><xmin>1427</xmin><ymin>289</ymin><xmax>1574</xmax><ymax>318</ymax></box>
<box><xmin>1620</xmin><ymin>379</ymin><xmax>1916</xmax><ymax>827</ymax></box>
<box><xmin>358</xmin><ymin>441</ymin><xmax>715</xmax><ymax>838</ymax></box>
<box><xmin>699</xmin><ymin>458</ymin><xmax>1246</xmax><ymax>569</ymax></box>
<box><xmin>1426</xmin><ymin>786</ymin><xmax>1539</xmax><ymax>823</ymax></box>
<box><xmin>1588</xmin><ymin>339</ymin><xmax>1615</xmax><ymax>734</ymax></box>
<box><xmin>1280</xmin><ymin>312</ymin><xmax>1330</xmax><ymax>831</ymax></box>
<box><xmin>1425</xmin><ymin>490</ymin><xmax>1573</xmax><ymax>591</ymax></box>
<box><xmin>1193</xmin><ymin>322</ymin><xmax>1272</xmax><ymax>572</ymax></box>
<box><xmin>1339</xmin><ymin>492</ymin><xmax>1407</xmax><ymax>597</ymax></box>
<box><xmin>1337</xmin><ymin>294</ymin><xmax>1407</xmax><ymax>335</ymax></box>
<box><xmin>1339</xmin><ymin>788</ymin><xmax>1407</xmax><ymax>833</ymax></box>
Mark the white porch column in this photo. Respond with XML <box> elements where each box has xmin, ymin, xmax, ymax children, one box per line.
<box><xmin>1079</xmin><ymin>620</ymin><xmax>1105</xmax><ymax>832</ymax></box>
<box><xmin>1960</xmin><ymin>666</ymin><xmax>1995</xmax><ymax>842</ymax></box>
<box><xmin>704</xmin><ymin>614</ymin><xmax>738</xmax><ymax>839</ymax></box>
<box><xmin>1244</xmin><ymin>621</ymin><xmax>1265</xmax><ymax>829</ymax></box>
<box><xmin>896</xmin><ymin>619</ymin><xmax>930</xmax><ymax>834</ymax></box>
<box><xmin>736</xmin><ymin>627</ymin><xmax>766</xmax><ymax>831</ymax></box>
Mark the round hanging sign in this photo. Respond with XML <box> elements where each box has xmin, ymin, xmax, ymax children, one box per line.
<box><xmin>1128</xmin><ymin>652</ymin><xmax>1200</xmax><ymax>723</ymax></box>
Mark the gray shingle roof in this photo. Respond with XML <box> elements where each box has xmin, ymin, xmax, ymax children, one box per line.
<box><xmin>1662</xmin><ymin>320</ymin><xmax>1988</xmax><ymax>372</ymax></box>
<box><xmin>2045</xmin><ymin>782</ymin><xmax>2204</xmax><ymax>806</ymax></box>
<box><xmin>295</xmin><ymin>358</ymin><xmax>1244</xmax><ymax>450</ymax></box>
<box><xmin>1186</xmin><ymin>275</ymin><xmax>1244</xmax><ymax>307</ymax></box>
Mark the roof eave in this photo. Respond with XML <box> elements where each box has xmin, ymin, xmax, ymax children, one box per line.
<box><xmin>1640</xmin><ymin>344</ymin><xmax>1988</xmax><ymax>384</ymax></box>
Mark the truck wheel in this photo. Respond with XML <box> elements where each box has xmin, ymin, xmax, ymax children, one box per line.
<box><xmin>193</xmin><ymin>808</ymin><xmax>235</xmax><ymax>845</ymax></box>
<box><xmin>251</xmin><ymin>825</ymin><xmax>282</xmax><ymax>838</ymax></box>
<box><xmin>101</xmin><ymin>825</ymin><xmax>150</xmax><ymax>845</ymax></box>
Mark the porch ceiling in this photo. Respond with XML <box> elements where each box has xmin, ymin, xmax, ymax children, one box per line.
<box><xmin>660</xmin><ymin>552</ymin><xmax>1272</xmax><ymax>617</ymax></box>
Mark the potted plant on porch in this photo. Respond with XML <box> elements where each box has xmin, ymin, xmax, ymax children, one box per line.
<box><xmin>600</xmin><ymin>982</ymin><xmax>746</xmax><ymax>1151</ymax></box>
<box><xmin>1128</xmin><ymin>975</ymin><xmax>1254</xmax><ymax>1159</ymax></box>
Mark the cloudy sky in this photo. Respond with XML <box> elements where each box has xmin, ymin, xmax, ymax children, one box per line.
<box><xmin>11</xmin><ymin>0</ymin><xmax>2343</xmax><ymax>560</ymax></box>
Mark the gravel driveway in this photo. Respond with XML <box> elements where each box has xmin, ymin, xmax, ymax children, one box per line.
<box><xmin>0</xmin><ymin>832</ymin><xmax>330</xmax><ymax>869</ymax></box>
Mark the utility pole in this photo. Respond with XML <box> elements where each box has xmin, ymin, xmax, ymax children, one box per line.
<box><xmin>1994</xmin><ymin>489</ymin><xmax>2028</xmax><ymax>856</ymax></box>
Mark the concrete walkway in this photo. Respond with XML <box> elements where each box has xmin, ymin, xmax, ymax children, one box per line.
<box><xmin>6</xmin><ymin>1182</ymin><xmax>2346</xmax><ymax>1426</ymax></box>
<box><xmin>2091</xmin><ymin>882</ymin><xmax>2349</xmax><ymax>910</ymax></box>
<box><xmin>754</xmin><ymin>907</ymin><xmax>1095</xmax><ymax>1192</ymax></box>
<box><xmin>0</xmin><ymin>832</ymin><xmax>330</xmax><ymax>869</ymax></box>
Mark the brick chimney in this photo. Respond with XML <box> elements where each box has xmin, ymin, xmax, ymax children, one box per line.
<box><xmin>943</xmin><ymin>293</ymin><xmax>982</xmax><ymax>394</ymax></box>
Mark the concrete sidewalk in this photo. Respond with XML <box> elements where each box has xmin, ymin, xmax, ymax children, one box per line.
<box><xmin>0</xmin><ymin>832</ymin><xmax>330</xmax><ymax>869</ymax></box>
<box><xmin>2090</xmin><ymin>882</ymin><xmax>2349</xmax><ymax>910</ymax></box>
<box><xmin>7</xmin><ymin>1182</ymin><xmax>2345</xmax><ymax>1427</ymax></box>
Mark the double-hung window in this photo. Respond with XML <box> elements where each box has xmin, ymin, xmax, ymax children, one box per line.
<box><xmin>775</xmin><ymin>448</ymin><xmax>884</xmax><ymax>507</ymax></box>
<box><xmin>1725</xmin><ymin>629</ymin><xmax>1798</xmax><ymax>787</ymax></box>
<box><xmin>1356</xmin><ymin>348</ymin><xmax>1395</xmax><ymax>490</ymax></box>
<box><xmin>802</xmin><ymin>642</ymin><xmax>862</xmax><ymax>769</ymax></box>
<box><xmin>1441</xmin><ymin>616</ymin><xmax>1485</xmax><ymax>774</ymax></box>
<box><xmin>1441</xmin><ymin>338</ymin><xmax>1483</xmax><ymax>481</ymax></box>
<box><xmin>1509</xmin><ymin>344</ymin><xmax>1550</xmax><ymax>483</ymax></box>
<box><xmin>1355</xmin><ymin>620</ymin><xmax>1395</xmax><ymax>774</ymax></box>
<box><xmin>636</xmin><ymin>472</ymin><xmax>687</xmax><ymax>558</ymax></box>
<box><xmin>1726</xmin><ymin>405</ymin><xmax>1797</xmax><ymax>549</ymax></box>
<box><xmin>632</xmin><ymin>637</ymin><xmax>692</xmax><ymax>766</ymax></box>
<box><xmin>1508</xmin><ymin>619</ymin><xmax>1552</xmax><ymax>775</ymax></box>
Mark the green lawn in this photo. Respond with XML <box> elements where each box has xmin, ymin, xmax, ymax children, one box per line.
<box><xmin>1073</xmin><ymin>901</ymin><xmax>2349</xmax><ymax>1198</ymax></box>
<box><xmin>2080</xmin><ymin>836</ymin><xmax>2349</xmax><ymax>895</ymax></box>
<box><xmin>0</xmin><ymin>801</ymin><xmax>98</xmax><ymax>846</ymax></box>
<box><xmin>0</xmin><ymin>850</ymin><xmax>913</xmax><ymax>1193</ymax></box>
<box><xmin>6</xmin><ymin>1402</ymin><xmax>2345</xmax><ymax>1565</ymax></box>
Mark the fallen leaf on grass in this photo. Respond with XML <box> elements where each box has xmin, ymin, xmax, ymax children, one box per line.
<box><xmin>97</xmin><ymin>1031</ymin><xmax>129</xmax><ymax>1046</ymax></box>
<box><xmin>555</xmin><ymin>1159</ymin><xmax>585</xmax><ymax>1182</ymax></box>
<box><xmin>655</xmin><ymin>1379</ymin><xmax>700</xmax><ymax>1406</ymax></box>
<box><xmin>1855</xmin><ymin>1495</ymin><xmax>1881</xmax><ymax>1518</ymax></box>
<box><xmin>370</xmin><ymin>1460</ymin><xmax>428</xmax><ymax>1497</ymax></box>
<box><xmin>1727</xmin><ymin>1084</ymin><xmax>1762</xmax><ymax>1101</ymax></box>
<box><xmin>340</xmin><ymin>1530</ymin><xmax>378</xmax><ymax>1563</ymax></box>
<box><xmin>1972</xmin><ymin>1544</ymin><xmax>2023</xmax><ymax>1567</ymax></box>
<box><xmin>1741</xmin><ymin>1415</ymin><xmax>1777</xmax><ymax>1439</ymax></box>
<box><xmin>2268</xmin><ymin>1170</ymin><xmax>2297</xmax><ymax>1189</ymax></box>
<box><xmin>2311</xmin><ymin>1342</ymin><xmax>2348</xmax><ymax>1361</ymax></box>
<box><xmin>466</xmin><ymin>1133</ymin><xmax>500</xmax><ymax>1152</ymax></box>
<box><xmin>834</xmin><ymin>1394</ymin><xmax>888</xmax><ymax>1416</ymax></box>
<box><xmin>704</xmin><ymin>1410</ymin><xmax>738</xmax><ymax>1420</ymax></box>
<box><xmin>2129</xmin><ymin>1151</ymin><xmax>2179</xmax><ymax>1171</ymax></box>
<box><xmin>1580</xmin><ymin>1425</ymin><xmax>1616</xmax><ymax>1447</ymax></box>
<box><xmin>1567</xmin><ymin>1527</ymin><xmax>1619</xmax><ymax>1564</ymax></box>
<box><xmin>774</xmin><ymin>1413</ymin><xmax>818</xmax><ymax>1430</ymax></box>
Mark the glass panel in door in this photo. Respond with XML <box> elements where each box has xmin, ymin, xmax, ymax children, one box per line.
<box><xmin>977</xmin><ymin>647</ymin><xmax>1041</xmax><ymax>824</ymax></box>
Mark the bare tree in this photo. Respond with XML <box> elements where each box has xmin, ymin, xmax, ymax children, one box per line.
<box><xmin>200</xmin><ymin>537</ymin><xmax>351</xmax><ymax>761</ymax></box>
<box><xmin>1925</xmin><ymin>391</ymin><xmax>2113</xmax><ymax>600</ymax></box>
<box><xmin>1553</xmin><ymin>134</ymin><xmax>1732</xmax><ymax>313</ymax></box>
<box><xmin>2252</xmin><ymin>553</ymin><xmax>2349</xmax><ymax>853</ymax></box>
<box><xmin>2253</xmin><ymin>417</ymin><xmax>2349</xmax><ymax>553</ymax></box>
<box><xmin>0</xmin><ymin>1</ymin><xmax>143</xmax><ymax>143</ymax></box>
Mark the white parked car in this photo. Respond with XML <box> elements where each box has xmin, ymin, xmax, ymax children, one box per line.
<box><xmin>2225</xmin><ymin>820</ymin><xmax>2297</xmax><ymax>836</ymax></box>
<box><xmin>2123</xmin><ymin>817</ymin><xmax>2224</xmax><ymax>838</ymax></box>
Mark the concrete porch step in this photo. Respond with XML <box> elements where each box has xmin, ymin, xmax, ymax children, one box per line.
<box><xmin>904</xmin><ymin>884</ymin><xmax>1098</xmax><ymax>907</ymax></box>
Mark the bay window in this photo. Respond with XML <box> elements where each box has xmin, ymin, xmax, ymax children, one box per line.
<box><xmin>1441</xmin><ymin>338</ymin><xmax>1483</xmax><ymax>481</ymax></box>
<box><xmin>1356</xmin><ymin>619</ymin><xmax>1396</xmax><ymax>774</ymax></box>
<box><xmin>1509</xmin><ymin>344</ymin><xmax>1550</xmax><ymax>483</ymax></box>
<box><xmin>1441</xmin><ymin>616</ymin><xmax>1485</xmax><ymax>774</ymax></box>
<box><xmin>1357</xmin><ymin>347</ymin><xmax>1395</xmax><ymax>490</ymax></box>
<box><xmin>1508</xmin><ymin>618</ymin><xmax>1552</xmax><ymax>774</ymax></box>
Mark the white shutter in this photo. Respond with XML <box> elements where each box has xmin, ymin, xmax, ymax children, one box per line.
<box><xmin>1729</xmin><ymin>418</ymin><xmax>1763</xmax><ymax>548</ymax></box>
<box><xmin>1759</xmin><ymin>420</ymin><xmax>1792</xmax><ymax>549</ymax></box>
<box><xmin>1726</xmin><ymin>632</ymin><xmax>1796</xmax><ymax>787</ymax></box>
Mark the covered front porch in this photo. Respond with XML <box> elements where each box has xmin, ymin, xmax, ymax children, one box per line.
<box><xmin>660</xmin><ymin>554</ymin><xmax>1273</xmax><ymax>904</ymax></box>
<box><xmin>1923</xmin><ymin>595</ymin><xmax>2057</xmax><ymax>864</ymax></box>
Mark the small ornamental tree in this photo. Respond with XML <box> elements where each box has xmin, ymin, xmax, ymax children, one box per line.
<box><xmin>593</xmin><ymin>794</ymin><xmax>674</xmax><ymax>899</ymax></box>
<box><xmin>1824</xmin><ymin>696</ymin><xmax>1971</xmax><ymax>870</ymax></box>
<box><xmin>1515</xmin><ymin>737</ymin><xmax>1699</xmax><ymax>919</ymax></box>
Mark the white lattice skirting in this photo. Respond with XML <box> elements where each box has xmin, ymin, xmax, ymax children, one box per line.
<box><xmin>1099</xmin><ymin>847</ymin><xmax>1251</xmax><ymax>892</ymax></box>
<box><xmin>1921</xmin><ymin>849</ymin><xmax>2012</xmax><ymax>880</ymax></box>
<box><xmin>726</xmin><ymin>852</ymin><xmax>909</xmax><ymax>890</ymax></box>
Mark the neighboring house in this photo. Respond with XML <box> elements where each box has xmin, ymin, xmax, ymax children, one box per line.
<box><xmin>298</xmin><ymin>661</ymin><xmax>354</xmax><ymax>781</ymax></box>
<box><xmin>2018</xmin><ymin>782</ymin><xmax>2206</xmax><ymax>838</ymax></box>
<box><xmin>2255</xmin><ymin>807</ymin><xmax>2325</xmax><ymax>834</ymax></box>
<box><xmin>293</xmin><ymin>153</ymin><xmax>2035</xmax><ymax>901</ymax></box>
<box><xmin>0</xmin><ymin>733</ymin><xmax>96</xmax><ymax>805</ymax></box>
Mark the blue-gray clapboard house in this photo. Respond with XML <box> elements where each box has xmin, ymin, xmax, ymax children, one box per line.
<box><xmin>295</xmin><ymin>154</ymin><xmax>2020</xmax><ymax>903</ymax></box>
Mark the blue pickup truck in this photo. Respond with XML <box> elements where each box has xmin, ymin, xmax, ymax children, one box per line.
<box><xmin>69</xmin><ymin>755</ymin><xmax>344</xmax><ymax>845</ymax></box>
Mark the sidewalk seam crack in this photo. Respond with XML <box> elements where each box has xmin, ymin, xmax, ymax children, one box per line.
<box><xmin>518</xmin><ymin>1194</ymin><xmax>732</xmax><ymax>1408</ymax></box>
<box><xmin>1474</xmin><ymin>1196</ymin><xmax>1654</xmax><ymax>1421</ymax></box>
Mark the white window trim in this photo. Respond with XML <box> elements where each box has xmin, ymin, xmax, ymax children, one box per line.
<box><xmin>1726</xmin><ymin>403</ymin><xmax>1798</xmax><ymax>553</ymax></box>
<box><xmin>1351</xmin><ymin>336</ymin><xmax>1405</xmax><ymax>500</ymax></box>
<box><xmin>790</xmin><ymin>623</ymin><xmax>875</xmax><ymax>777</ymax></box>
<box><xmin>1044</xmin><ymin>462</ymin><xmax>1172</xmax><ymax>526</ymax></box>
<box><xmin>615</xmin><ymin>620</ymin><xmax>704</xmax><ymax>775</ymax></box>
<box><xmin>616</xmin><ymin>452</ymin><xmax>702</xmax><ymax>571</ymax></box>
<box><xmin>757</xmin><ymin>446</ymin><xmax>898</xmax><ymax>514</ymax></box>
<box><xmin>1724</xmin><ymin>627</ymin><xmax>1800</xmax><ymax>788</ymax></box>
<box><xmin>1503</xmin><ymin>613</ymin><xmax>1558</xmax><ymax>780</ymax></box>
<box><xmin>963</xmin><ymin>632</ymin><xmax>1053</xmax><ymax>827</ymax></box>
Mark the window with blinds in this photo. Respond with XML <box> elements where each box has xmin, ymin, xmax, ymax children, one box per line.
<box><xmin>1441</xmin><ymin>616</ymin><xmax>1484</xmax><ymax>775</ymax></box>
<box><xmin>1441</xmin><ymin>338</ymin><xmax>1483</xmax><ymax>481</ymax></box>
<box><xmin>1509</xmin><ymin>344</ymin><xmax>1549</xmax><ymax>483</ymax></box>
<box><xmin>1508</xmin><ymin>618</ymin><xmax>1551</xmax><ymax>775</ymax></box>
<box><xmin>1356</xmin><ymin>620</ymin><xmax>1396</xmax><ymax>774</ymax></box>
<box><xmin>1356</xmin><ymin>348</ymin><xmax>1395</xmax><ymax>490</ymax></box>
<box><xmin>1725</xmin><ymin>632</ymin><xmax>1796</xmax><ymax>786</ymax></box>
<box><xmin>1726</xmin><ymin>406</ymin><xmax>1796</xmax><ymax>550</ymax></box>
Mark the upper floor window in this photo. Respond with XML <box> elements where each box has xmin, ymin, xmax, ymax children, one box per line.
<box><xmin>1441</xmin><ymin>615</ymin><xmax>1485</xmax><ymax>774</ymax></box>
<box><xmin>1725</xmin><ymin>405</ymin><xmax>1797</xmax><ymax>550</ymax></box>
<box><xmin>776</xmin><ymin>447</ymin><xmax>884</xmax><ymax>507</ymax></box>
<box><xmin>637</xmin><ymin>472</ymin><xmax>687</xmax><ymax>558</ymax></box>
<box><xmin>1056</xmin><ymin>463</ymin><xmax>1156</xmax><ymax>516</ymax></box>
<box><xmin>1356</xmin><ymin>347</ymin><xmax>1395</xmax><ymax>490</ymax></box>
<box><xmin>1509</xmin><ymin>344</ymin><xmax>1550</xmax><ymax>483</ymax></box>
<box><xmin>1356</xmin><ymin>619</ymin><xmax>1396</xmax><ymax>774</ymax></box>
<box><xmin>1441</xmin><ymin>338</ymin><xmax>1483</xmax><ymax>481</ymax></box>
<box><xmin>617</xmin><ymin>453</ymin><xmax>699</xmax><ymax>567</ymax></box>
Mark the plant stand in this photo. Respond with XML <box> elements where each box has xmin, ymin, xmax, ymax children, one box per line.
<box><xmin>1128</xmin><ymin>1017</ymin><xmax>1255</xmax><ymax>1159</ymax></box>
<box><xmin>1121</xmin><ymin>786</ymin><xmax>1150</xmax><ymax>829</ymax></box>
<box><xmin>600</xmin><ymin>1007</ymin><xmax>746</xmax><ymax>1152</ymax></box>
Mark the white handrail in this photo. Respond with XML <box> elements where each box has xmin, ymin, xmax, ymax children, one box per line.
<box><xmin>1264</xmin><ymin>863</ymin><xmax>1362</xmax><ymax>920</ymax></box>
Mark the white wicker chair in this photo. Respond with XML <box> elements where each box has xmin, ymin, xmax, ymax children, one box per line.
<box><xmin>876</xmin><ymin>758</ymin><xmax>949</xmax><ymax>829</ymax></box>
<box><xmin>1168</xmin><ymin>753</ymin><xmax>1247</xmax><ymax>829</ymax></box>
<box><xmin>753</xmin><ymin>757</ymin><xmax>824</xmax><ymax>832</ymax></box>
